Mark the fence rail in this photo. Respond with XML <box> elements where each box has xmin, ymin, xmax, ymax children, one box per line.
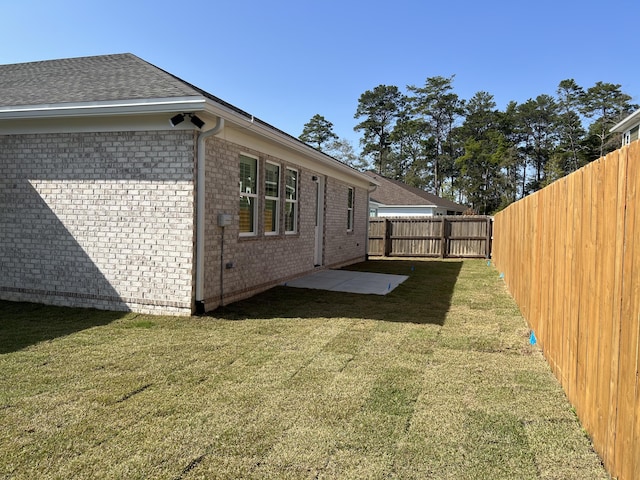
<box><xmin>368</xmin><ymin>216</ymin><xmax>492</xmax><ymax>258</ymax></box>
<box><xmin>492</xmin><ymin>140</ymin><xmax>640</xmax><ymax>480</ymax></box>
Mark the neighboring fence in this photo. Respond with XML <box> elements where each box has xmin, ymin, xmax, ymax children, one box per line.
<box><xmin>492</xmin><ymin>140</ymin><xmax>640</xmax><ymax>480</ymax></box>
<box><xmin>368</xmin><ymin>216</ymin><xmax>492</xmax><ymax>258</ymax></box>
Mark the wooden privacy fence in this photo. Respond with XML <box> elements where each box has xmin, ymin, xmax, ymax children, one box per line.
<box><xmin>368</xmin><ymin>216</ymin><xmax>492</xmax><ymax>258</ymax></box>
<box><xmin>492</xmin><ymin>140</ymin><xmax>640</xmax><ymax>480</ymax></box>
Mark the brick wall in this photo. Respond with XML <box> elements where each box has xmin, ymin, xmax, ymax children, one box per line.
<box><xmin>323</xmin><ymin>176</ymin><xmax>369</xmax><ymax>268</ymax></box>
<box><xmin>0</xmin><ymin>129</ymin><xmax>370</xmax><ymax>315</ymax></box>
<box><xmin>202</xmin><ymin>137</ymin><xmax>368</xmax><ymax>310</ymax></box>
<box><xmin>0</xmin><ymin>131</ymin><xmax>196</xmax><ymax>314</ymax></box>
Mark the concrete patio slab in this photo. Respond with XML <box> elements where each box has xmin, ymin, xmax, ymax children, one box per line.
<box><xmin>283</xmin><ymin>269</ymin><xmax>408</xmax><ymax>295</ymax></box>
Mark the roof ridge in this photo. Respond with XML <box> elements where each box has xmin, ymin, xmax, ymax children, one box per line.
<box><xmin>365</xmin><ymin>171</ymin><xmax>466</xmax><ymax>209</ymax></box>
<box><xmin>1</xmin><ymin>52</ymin><xmax>135</xmax><ymax>68</ymax></box>
<box><xmin>0</xmin><ymin>53</ymin><xmax>201</xmax><ymax>106</ymax></box>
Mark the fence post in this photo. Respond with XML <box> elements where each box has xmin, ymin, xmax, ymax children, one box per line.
<box><xmin>486</xmin><ymin>217</ymin><xmax>492</xmax><ymax>259</ymax></box>
<box><xmin>440</xmin><ymin>217</ymin><xmax>447</xmax><ymax>258</ymax></box>
<box><xmin>384</xmin><ymin>219</ymin><xmax>391</xmax><ymax>257</ymax></box>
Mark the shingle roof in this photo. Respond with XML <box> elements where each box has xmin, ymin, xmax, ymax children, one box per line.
<box><xmin>0</xmin><ymin>53</ymin><xmax>308</xmax><ymax>147</ymax></box>
<box><xmin>364</xmin><ymin>171</ymin><xmax>466</xmax><ymax>211</ymax></box>
<box><xmin>0</xmin><ymin>53</ymin><xmax>201</xmax><ymax>106</ymax></box>
<box><xmin>0</xmin><ymin>53</ymin><xmax>376</xmax><ymax>186</ymax></box>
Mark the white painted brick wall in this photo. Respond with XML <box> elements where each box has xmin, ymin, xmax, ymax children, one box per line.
<box><xmin>0</xmin><ymin>131</ymin><xmax>196</xmax><ymax>314</ymax></box>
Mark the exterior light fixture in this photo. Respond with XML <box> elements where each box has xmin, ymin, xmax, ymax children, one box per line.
<box><xmin>189</xmin><ymin>114</ymin><xmax>205</xmax><ymax>129</ymax></box>
<box><xmin>169</xmin><ymin>113</ymin><xmax>185</xmax><ymax>126</ymax></box>
<box><xmin>169</xmin><ymin>113</ymin><xmax>205</xmax><ymax>129</ymax></box>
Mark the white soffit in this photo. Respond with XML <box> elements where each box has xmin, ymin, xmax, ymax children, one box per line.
<box><xmin>0</xmin><ymin>92</ymin><xmax>378</xmax><ymax>188</ymax></box>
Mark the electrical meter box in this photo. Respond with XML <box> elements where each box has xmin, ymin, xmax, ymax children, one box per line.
<box><xmin>218</xmin><ymin>214</ymin><xmax>232</xmax><ymax>227</ymax></box>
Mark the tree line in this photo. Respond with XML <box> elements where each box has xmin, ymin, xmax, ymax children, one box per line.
<box><xmin>299</xmin><ymin>77</ymin><xmax>637</xmax><ymax>214</ymax></box>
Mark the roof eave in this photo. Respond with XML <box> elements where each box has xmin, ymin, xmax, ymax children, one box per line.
<box><xmin>610</xmin><ymin>109</ymin><xmax>640</xmax><ymax>133</ymax></box>
<box><xmin>0</xmin><ymin>92</ymin><xmax>378</xmax><ymax>187</ymax></box>
<box><xmin>377</xmin><ymin>204</ymin><xmax>438</xmax><ymax>208</ymax></box>
<box><xmin>203</xmin><ymin>99</ymin><xmax>378</xmax><ymax>187</ymax></box>
<box><xmin>0</xmin><ymin>96</ymin><xmax>207</xmax><ymax>119</ymax></box>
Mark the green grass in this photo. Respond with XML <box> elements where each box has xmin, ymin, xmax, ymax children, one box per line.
<box><xmin>0</xmin><ymin>259</ymin><xmax>610</xmax><ymax>479</ymax></box>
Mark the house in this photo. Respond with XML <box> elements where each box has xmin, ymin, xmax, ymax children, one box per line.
<box><xmin>0</xmin><ymin>53</ymin><xmax>377</xmax><ymax>315</ymax></box>
<box><xmin>611</xmin><ymin>108</ymin><xmax>640</xmax><ymax>147</ymax></box>
<box><xmin>364</xmin><ymin>171</ymin><xmax>466</xmax><ymax>217</ymax></box>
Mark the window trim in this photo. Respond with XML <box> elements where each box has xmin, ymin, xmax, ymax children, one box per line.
<box><xmin>239</xmin><ymin>153</ymin><xmax>259</xmax><ymax>237</ymax></box>
<box><xmin>285</xmin><ymin>167</ymin><xmax>299</xmax><ymax>234</ymax></box>
<box><xmin>347</xmin><ymin>186</ymin><xmax>354</xmax><ymax>232</ymax></box>
<box><xmin>264</xmin><ymin>161</ymin><xmax>280</xmax><ymax>236</ymax></box>
<box><xmin>623</xmin><ymin>130</ymin><xmax>631</xmax><ymax>146</ymax></box>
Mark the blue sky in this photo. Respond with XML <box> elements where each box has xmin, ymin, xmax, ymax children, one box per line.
<box><xmin>3</xmin><ymin>0</ymin><xmax>639</xmax><ymax>151</ymax></box>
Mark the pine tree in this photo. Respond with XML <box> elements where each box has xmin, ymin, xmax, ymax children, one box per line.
<box><xmin>299</xmin><ymin>114</ymin><xmax>338</xmax><ymax>151</ymax></box>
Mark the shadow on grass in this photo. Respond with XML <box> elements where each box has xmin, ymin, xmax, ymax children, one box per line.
<box><xmin>215</xmin><ymin>259</ymin><xmax>463</xmax><ymax>325</ymax></box>
<box><xmin>0</xmin><ymin>301</ymin><xmax>126</xmax><ymax>354</ymax></box>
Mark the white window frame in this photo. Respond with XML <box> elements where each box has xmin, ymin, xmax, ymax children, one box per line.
<box><xmin>285</xmin><ymin>167</ymin><xmax>298</xmax><ymax>234</ymax></box>
<box><xmin>239</xmin><ymin>153</ymin><xmax>258</xmax><ymax>236</ymax></box>
<box><xmin>347</xmin><ymin>187</ymin><xmax>354</xmax><ymax>232</ymax></box>
<box><xmin>264</xmin><ymin>161</ymin><xmax>280</xmax><ymax>235</ymax></box>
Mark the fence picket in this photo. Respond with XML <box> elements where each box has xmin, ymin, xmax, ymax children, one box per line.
<box><xmin>492</xmin><ymin>140</ymin><xmax>640</xmax><ymax>480</ymax></box>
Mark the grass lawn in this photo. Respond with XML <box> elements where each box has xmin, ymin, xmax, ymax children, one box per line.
<box><xmin>0</xmin><ymin>259</ymin><xmax>610</xmax><ymax>479</ymax></box>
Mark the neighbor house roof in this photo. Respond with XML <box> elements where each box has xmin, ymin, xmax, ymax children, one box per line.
<box><xmin>0</xmin><ymin>53</ymin><xmax>376</xmax><ymax>186</ymax></box>
<box><xmin>610</xmin><ymin>108</ymin><xmax>640</xmax><ymax>133</ymax></box>
<box><xmin>364</xmin><ymin>171</ymin><xmax>466</xmax><ymax>211</ymax></box>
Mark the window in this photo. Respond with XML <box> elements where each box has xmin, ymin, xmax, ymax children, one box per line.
<box><xmin>285</xmin><ymin>168</ymin><xmax>298</xmax><ymax>233</ymax></box>
<box><xmin>239</xmin><ymin>154</ymin><xmax>258</xmax><ymax>235</ymax></box>
<box><xmin>265</xmin><ymin>162</ymin><xmax>280</xmax><ymax>234</ymax></box>
<box><xmin>347</xmin><ymin>187</ymin><xmax>354</xmax><ymax>231</ymax></box>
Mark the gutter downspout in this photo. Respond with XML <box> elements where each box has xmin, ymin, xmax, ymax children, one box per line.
<box><xmin>195</xmin><ymin>117</ymin><xmax>225</xmax><ymax>314</ymax></box>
